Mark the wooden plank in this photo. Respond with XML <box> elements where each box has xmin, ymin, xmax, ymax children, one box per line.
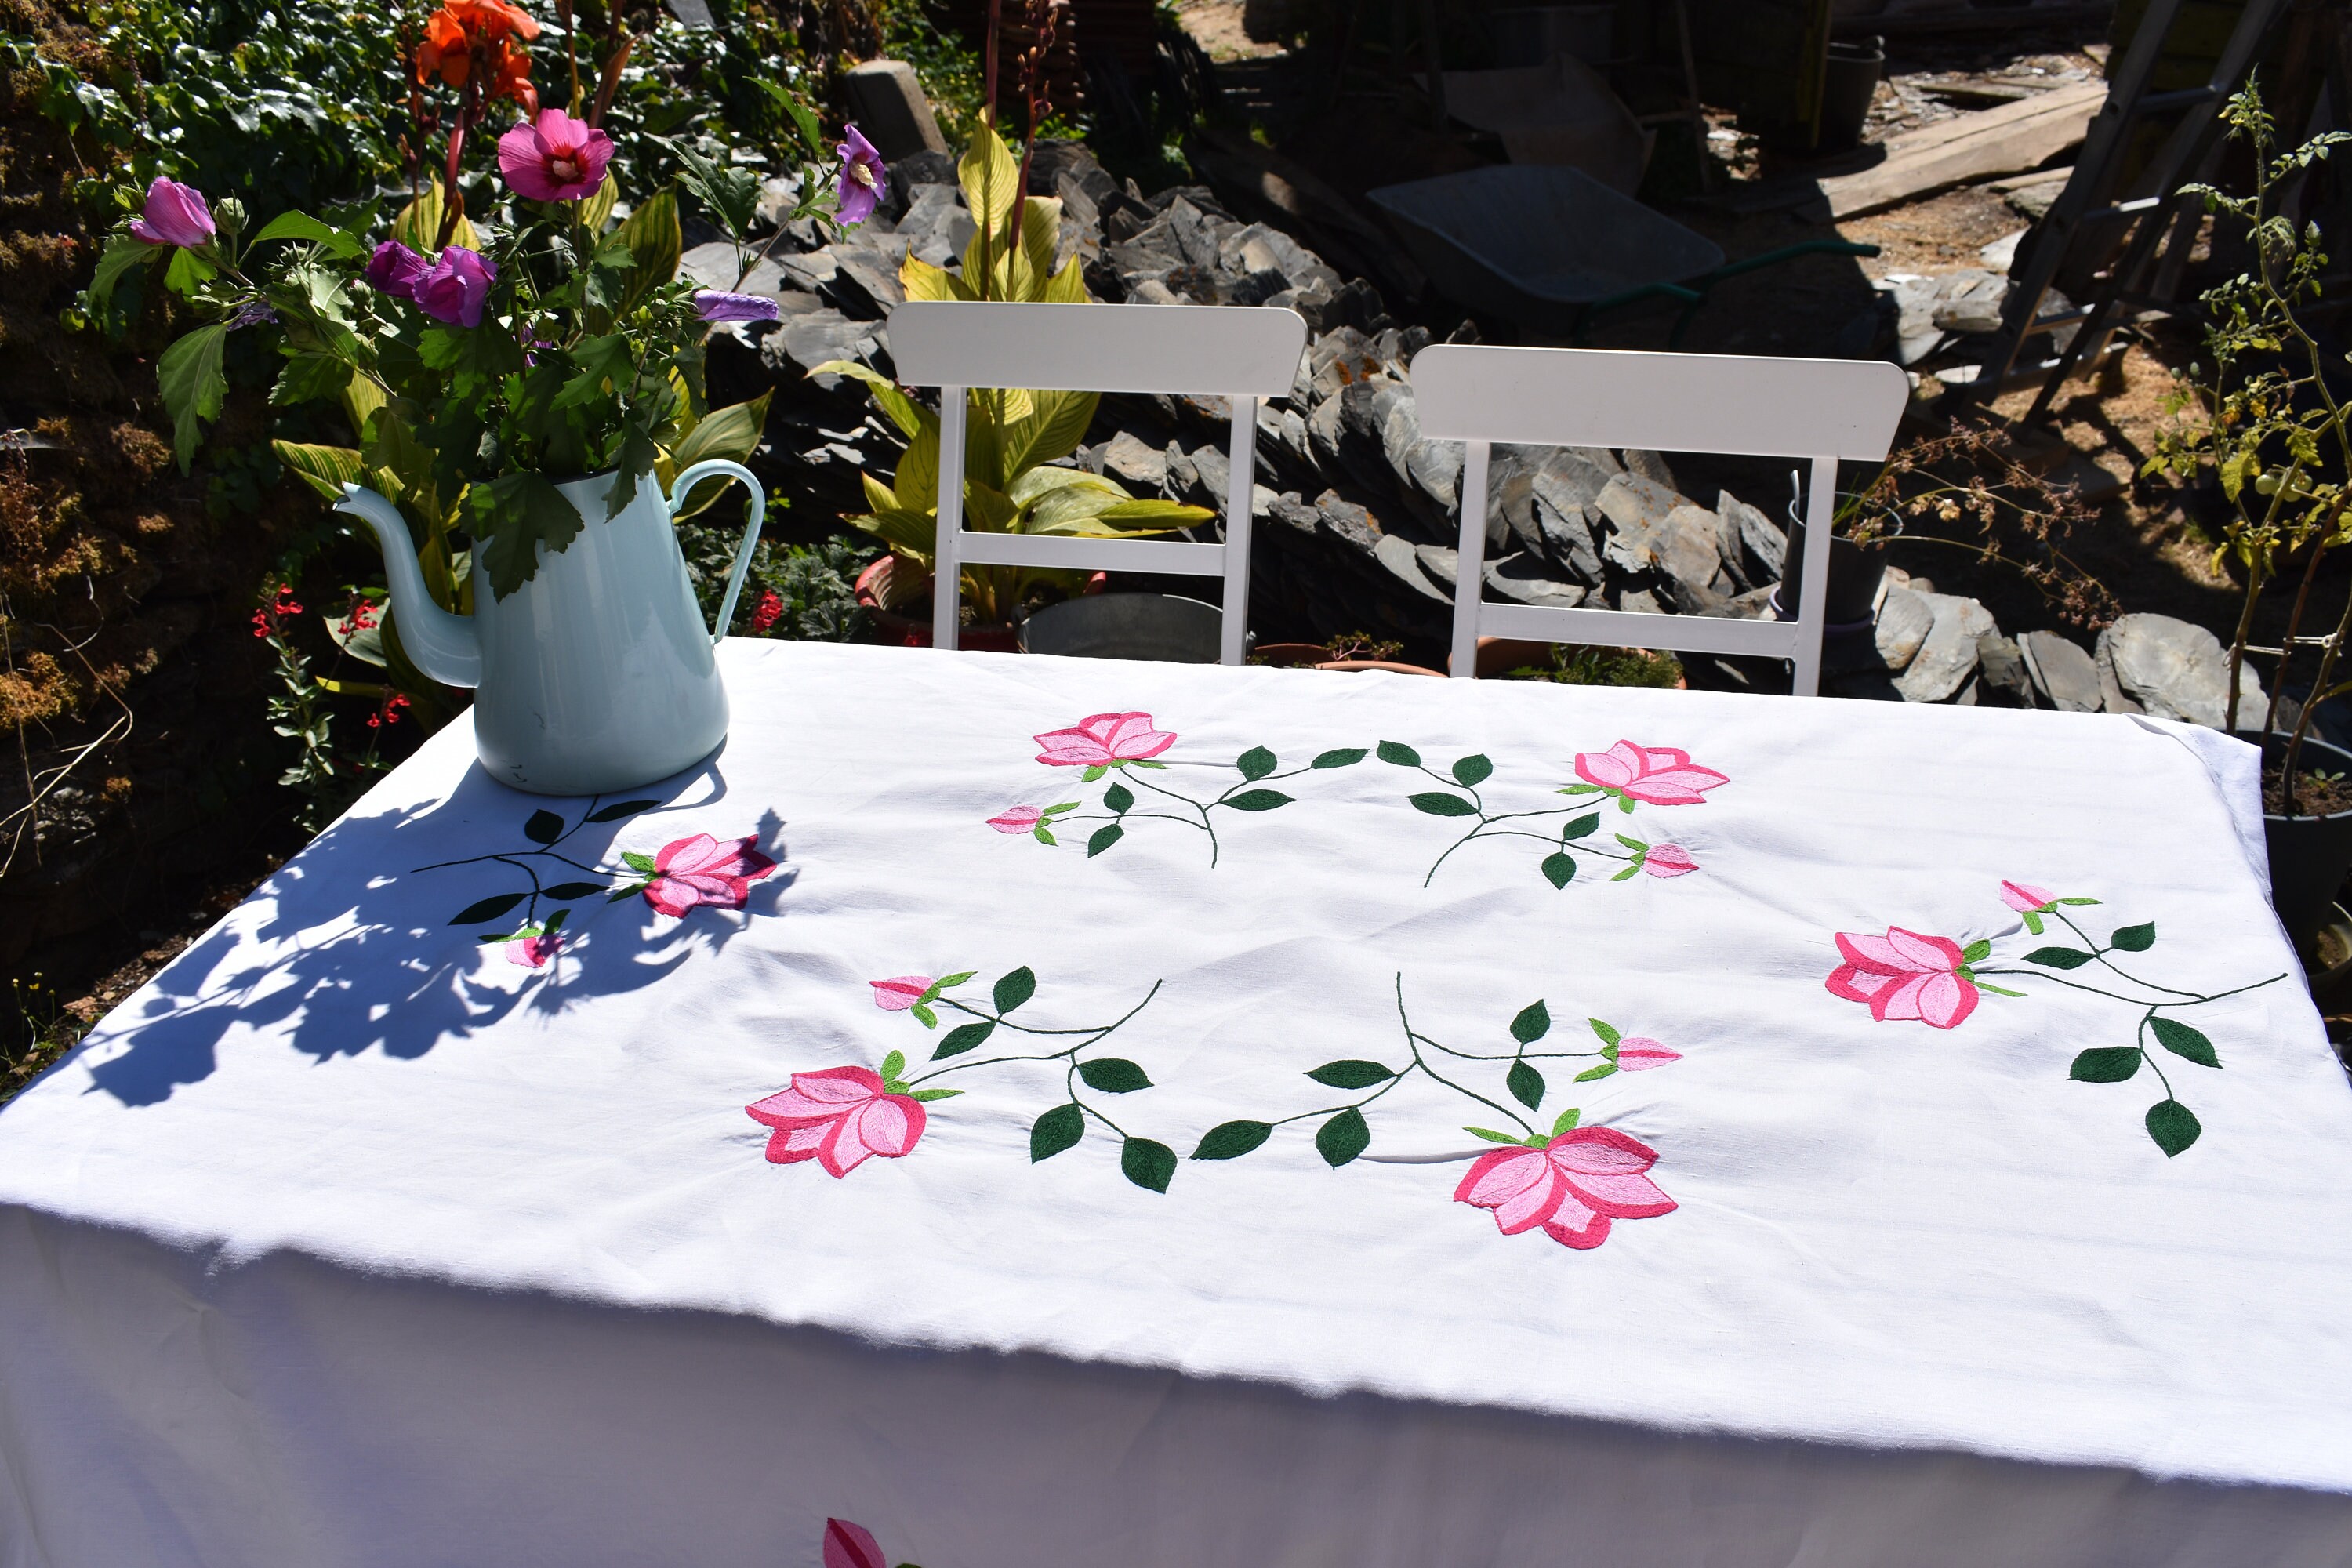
<box><xmin>1819</xmin><ymin>81</ymin><xmax>2107</xmax><ymax>217</ymax></box>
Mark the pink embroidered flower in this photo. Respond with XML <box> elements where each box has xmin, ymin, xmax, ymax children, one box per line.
<box><xmin>746</xmin><ymin>1067</ymin><xmax>925</xmax><ymax>1176</ymax></box>
<box><xmin>496</xmin><ymin>107</ymin><xmax>615</xmax><ymax>201</ymax></box>
<box><xmin>129</xmin><ymin>176</ymin><xmax>216</xmax><ymax>248</ymax></box>
<box><xmin>870</xmin><ymin>975</ymin><xmax>934</xmax><ymax>1010</ymax></box>
<box><xmin>2000</xmin><ymin>880</ymin><xmax>2056</xmax><ymax>913</ymax></box>
<box><xmin>1642</xmin><ymin>844</ymin><xmax>1698</xmax><ymax>877</ymax></box>
<box><xmin>822</xmin><ymin>1519</ymin><xmax>888</xmax><ymax>1568</ymax></box>
<box><xmin>1454</xmin><ymin>1126</ymin><xmax>1677</xmax><ymax>1250</ymax></box>
<box><xmin>1615</xmin><ymin>1037</ymin><xmax>1680</xmax><ymax>1071</ymax></box>
<box><xmin>641</xmin><ymin>833</ymin><xmax>776</xmax><ymax>917</ymax></box>
<box><xmin>506</xmin><ymin>930</ymin><xmax>562</xmax><ymax>968</ymax></box>
<box><xmin>1827</xmin><ymin>927</ymin><xmax>1980</xmax><ymax>1029</ymax></box>
<box><xmin>987</xmin><ymin>805</ymin><xmax>1044</xmax><ymax>833</ymax></box>
<box><xmin>1573</xmin><ymin>741</ymin><xmax>1728</xmax><ymax>805</ymax></box>
<box><xmin>1033</xmin><ymin>712</ymin><xmax>1177</xmax><ymax>768</ymax></box>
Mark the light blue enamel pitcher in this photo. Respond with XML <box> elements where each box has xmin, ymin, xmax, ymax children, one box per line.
<box><xmin>336</xmin><ymin>463</ymin><xmax>764</xmax><ymax>797</ymax></box>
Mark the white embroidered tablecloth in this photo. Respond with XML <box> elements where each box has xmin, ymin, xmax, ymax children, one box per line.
<box><xmin>3</xmin><ymin>637</ymin><xmax>2350</xmax><ymax>1568</ymax></box>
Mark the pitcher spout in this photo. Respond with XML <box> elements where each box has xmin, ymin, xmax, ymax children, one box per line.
<box><xmin>334</xmin><ymin>483</ymin><xmax>481</xmax><ymax>689</ymax></box>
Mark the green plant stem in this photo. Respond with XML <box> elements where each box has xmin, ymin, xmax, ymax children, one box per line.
<box><xmin>1394</xmin><ymin>976</ymin><xmax>1537</xmax><ymax>1138</ymax></box>
<box><xmin>904</xmin><ymin>978</ymin><xmax>1163</xmax><ymax>1087</ymax></box>
<box><xmin>2049</xmin><ymin>911</ymin><xmax>2205</xmax><ymax>1000</ymax></box>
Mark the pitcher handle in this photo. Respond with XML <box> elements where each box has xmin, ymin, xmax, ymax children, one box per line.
<box><xmin>668</xmin><ymin>459</ymin><xmax>768</xmax><ymax>644</ymax></box>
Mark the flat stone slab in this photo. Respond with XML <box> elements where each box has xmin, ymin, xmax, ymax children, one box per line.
<box><xmin>2096</xmin><ymin>612</ymin><xmax>2264</xmax><ymax>728</ymax></box>
<box><xmin>1896</xmin><ymin>593</ymin><xmax>1996</xmax><ymax>703</ymax></box>
<box><xmin>1483</xmin><ymin>554</ymin><xmax>1586</xmax><ymax>608</ymax></box>
<box><xmin>2019</xmin><ymin>630</ymin><xmax>2101</xmax><ymax>713</ymax></box>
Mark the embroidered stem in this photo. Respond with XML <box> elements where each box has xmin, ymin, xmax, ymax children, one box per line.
<box><xmin>2049</xmin><ymin>909</ymin><xmax>2207</xmax><ymax>1000</ymax></box>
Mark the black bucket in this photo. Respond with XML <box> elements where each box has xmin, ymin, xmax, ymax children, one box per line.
<box><xmin>2240</xmin><ymin>730</ymin><xmax>2352</xmax><ymax>959</ymax></box>
<box><xmin>1822</xmin><ymin>38</ymin><xmax>1884</xmax><ymax>151</ymax></box>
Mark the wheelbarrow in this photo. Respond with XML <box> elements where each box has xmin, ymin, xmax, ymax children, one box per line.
<box><xmin>1365</xmin><ymin>165</ymin><xmax>1878</xmax><ymax>346</ymax></box>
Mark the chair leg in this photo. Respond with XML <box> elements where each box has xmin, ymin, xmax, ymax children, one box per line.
<box><xmin>932</xmin><ymin>387</ymin><xmax>968</xmax><ymax>652</ymax></box>
<box><xmin>1788</xmin><ymin>454</ymin><xmax>1837</xmax><ymax>697</ymax></box>
<box><xmin>1450</xmin><ymin>439</ymin><xmax>1491</xmax><ymax>679</ymax></box>
<box><xmin>1220</xmin><ymin>397</ymin><xmax>1258</xmax><ymax>666</ymax></box>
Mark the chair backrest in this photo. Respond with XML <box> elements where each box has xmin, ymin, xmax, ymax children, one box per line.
<box><xmin>1409</xmin><ymin>345</ymin><xmax>1908</xmax><ymax>694</ymax></box>
<box><xmin>886</xmin><ymin>300</ymin><xmax>1308</xmax><ymax>662</ymax></box>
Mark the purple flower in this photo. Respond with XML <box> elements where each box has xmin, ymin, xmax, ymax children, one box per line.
<box><xmin>835</xmin><ymin>125</ymin><xmax>885</xmax><ymax>226</ymax></box>
<box><xmin>129</xmin><ymin>176</ymin><xmax>216</xmax><ymax>249</ymax></box>
<box><xmin>365</xmin><ymin>241</ymin><xmax>429</xmax><ymax>301</ymax></box>
<box><xmin>412</xmin><ymin>245</ymin><xmax>496</xmax><ymax>328</ymax></box>
<box><xmin>694</xmin><ymin>289</ymin><xmax>782</xmax><ymax>324</ymax></box>
<box><xmin>228</xmin><ymin>301</ymin><xmax>278</xmax><ymax>330</ymax></box>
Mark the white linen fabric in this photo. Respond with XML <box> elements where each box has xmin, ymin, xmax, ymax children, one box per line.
<box><xmin>2</xmin><ymin>637</ymin><xmax>2348</xmax><ymax>1568</ymax></box>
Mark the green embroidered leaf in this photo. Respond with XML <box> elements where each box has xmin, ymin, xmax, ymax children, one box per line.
<box><xmin>1510</xmin><ymin>1000</ymin><xmax>1552</xmax><ymax>1044</ymax></box>
<box><xmin>1618</xmin><ymin>794</ymin><xmax>1637</xmax><ymax>814</ymax></box>
<box><xmin>937</xmin><ymin>972</ymin><xmax>978</xmax><ymax>989</ymax></box>
<box><xmin>1041</xmin><ymin>803</ymin><xmax>1081</xmax><ymax>817</ymax></box>
<box><xmin>1316</xmin><ymin>1107</ymin><xmax>1370</xmax><ymax>1167</ymax></box>
<box><xmin>1560</xmin><ymin>814</ymin><xmax>1600</xmax><ymax>840</ymax></box>
<box><xmin>2023</xmin><ymin>910</ymin><xmax>2045</xmax><ymax>935</ymax></box>
<box><xmin>1408</xmin><ymin>792</ymin><xmax>1476</xmax><ymax>817</ymax></box>
<box><xmin>1613</xmin><ymin>833</ymin><xmax>1644</xmax><ymax>851</ymax></box>
<box><xmin>1030</xmin><ymin>1102</ymin><xmax>1083</xmax><ymax>1161</ymax></box>
<box><xmin>2151</xmin><ymin>1017</ymin><xmax>2219</xmax><ymax>1067</ymax></box>
<box><xmin>1573</xmin><ymin>1062</ymin><xmax>1617</xmax><ymax>1083</ymax></box>
<box><xmin>1129</xmin><ymin>760</ymin><xmax>1168</xmax><ymax>769</ymax></box>
<box><xmin>1237</xmin><ymin>746</ymin><xmax>1277</xmax><ymax>780</ymax></box>
<box><xmin>1087</xmin><ymin>822</ymin><xmax>1125</xmax><ymax>856</ymax></box>
<box><xmin>523</xmin><ymin>809</ymin><xmax>564</xmax><ymax>845</ymax></box>
<box><xmin>1192</xmin><ymin>1120</ymin><xmax>1273</xmax><ymax>1160</ymax></box>
<box><xmin>1078</xmin><ymin>1057</ymin><xmax>1152</xmax><ymax>1093</ymax></box>
<box><xmin>1541</xmin><ymin>852</ymin><xmax>1577</xmax><ymax>888</ymax></box>
<box><xmin>2146</xmin><ymin>1098</ymin><xmax>2201</xmax><ymax>1156</ymax></box>
<box><xmin>1305</xmin><ymin>1060</ymin><xmax>1394</xmax><ymax>1089</ymax></box>
<box><xmin>622</xmin><ymin>851</ymin><xmax>658</xmax><ymax>873</ymax></box>
<box><xmin>1610</xmin><ymin>863</ymin><xmax>1640</xmax><ymax>881</ymax></box>
<box><xmin>1558</xmin><ymin>783</ymin><xmax>1605</xmax><ymax>796</ymax></box>
<box><xmin>911</xmin><ymin>1004</ymin><xmax>938</xmax><ymax>1029</ymax></box>
<box><xmin>2056</xmin><ymin>897</ymin><xmax>2101</xmax><ymax>906</ymax></box>
<box><xmin>1961</xmin><ymin>938</ymin><xmax>1992</xmax><ymax>964</ymax></box>
<box><xmin>2069</xmin><ymin>1047</ymin><xmax>2142</xmax><ymax>1083</ymax></box>
<box><xmin>542</xmin><ymin>882</ymin><xmax>605</xmax><ymax>900</ymax></box>
<box><xmin>542</xmin><ymin>909</ymin><xmax>570</xmax><ymax>935</ymax></box>
<box><xmin>605</xmin><ymin>880</ymin><xmax>649</xmax><ymax>902</ymax></box>
<box><xmin>1312</xmin><ymin>748</ymin><xmax>1368</xmax><ymax>768</ymax></box>
<box><xmin>1549</xmin><ymin>1107</ymin><xmax>1581</xmax><ymax>1136</ymax></box>
<box><xmin>1120</xmin><ymin>1137</ymin><xmax>1178</xmax><ymax>1193</ymax></box>
<box><xmin>1081</xmin><ymin>764</ymin><xmax>1109</xmax><ymax>782</ymax></box>
<box><xmin>2026</xmin><ymin>946</ymin><xmax>2096</xmax><ymax>970</ymax></box>
<box><xmin>1466</xmin><ymin>1127</ymin><xmax>1523</xmax><ymax>1145</ymax></box>
<box><xmin>993</xmin><ymin>967</ymin><xmax>1037</xmax><ymax>1014</ymax></box>
<box><xmin>907</xmin><ymin>1087</ymin><xmax>963</xmax><ymax>1102</ymax></box>
<box><xmin>2110</xmin><ymin>922</ymin><xmax>2156</xmax><ymax>953</ymax></box>
<box><xmin>1224</xmin><ymin>789</ymin><xmax>1294</xmax><ymax>811</ymax></box>
<box><xmin>586</xmin><ymin>799</ymin><xmax>661</xmax><ymax>823</ymax></box>
<box><xmin>449</xmin><ymin>891</ymin><xmax>527</xmax><ymax>925</ymax></box>
<box><xmin>1451</xmin><ymin>753</ymin><xmax>1494</xmax><ymax>786</ymax></box>
<box><xmin>932</xmin><ymin>1020</ymin><xmax>996</xmax><ymax>1059</ymax></box>
<box><xmin>1589</xmin><ymin>1018</ymin><xmax>1622</xmax><ymax>1047</ymax></box>
<box><xmin>1600</xmin><ymin>1042</ymin><xmax>1618</xmax><ymax>1060</ymax></box>
<box><xmin>1376</xmin><ymin>740</ymin><xmax>1421</xmax><ymax>767</ymax></box>
<box><xmin>1103</xmin><ymin>782</ymin><xmax>1134</xmax><ymax>814</ymax></box>
<box><xmin>1033</xmin><ymin>827</ymin><xmax>1057</xmax><ymax>845</ymax></box>
<box><xmin>880</xmin><ymin>1050</ymin><xmax>906</xmax><ymax>1080</ymax></box>
<box><xmin>1506</xmin><ymin>1059</ymin><xmax>1545</xmax><ymax>1110</ymax></box>
<box><xmin>1976</xmin><ymin>982</ymin><xmax>2027</xmax><ymax>997</ymax></box>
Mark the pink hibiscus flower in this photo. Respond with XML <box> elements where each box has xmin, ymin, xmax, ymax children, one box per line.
<box><xmin>1454</xmin><ymin>1126</ymin><xmax>1677</xmax><ymax>1250</ymax></box>
<box><xmin>2000</xmin><ymin>880</ymin><xmax>2056</xmax><ymax>913</ymax></box>
<box><xmin>1642</xmin><ymin>844</ymin><xmax>1698</xmax><ymax>877</ymax></box>
<box><xmin>1573</xmin><ymin>741</ymin><xmax>1728</xmax><ymax>805</ymax></box>
<box><xmin>1033</xmin><ymin>712</ymin><xmax>1177</xmax><ymax>768</ymax></box>
<box><xmin>506</xmin><ymin>930</ymin><xmax>562</xmax><ymax>968</ymax></box>
<box><xmin>1615</xmin><ymin>1037</ymin><xmax>1681</xmax><ymax>1071</ymax></box>
<box><xmin>641</xmin><ymin>833</ymin><xmax>776</xmax><ymax>917</ymax></box>
<box><xmin>496</xmin><ymin>107</ymin><xmax>615</xmax><ymax>201</ymax></box>
<box><xmin>1826</xmin><ymin>927</ymin><xmax>1980</xmax><ymax>1029</ymax></box>
<box><xmin>746</xmin><ymin>1067</ymin><xmax>925</xmax><ymax>1176</ymax></box>
<box><xmin>987</xmin><ymin>805</ymin><xmax>1044</xmax><ymax>833</ymax></box>
<box><xmin>869</xmin><ymin>975</ymin><xmax>934</xmax><ymax>1010</ymax></box>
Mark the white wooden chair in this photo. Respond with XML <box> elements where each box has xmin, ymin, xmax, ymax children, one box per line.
<box><xmin>1410</xmin><ymin>345</ymin><xmax>1909</xmax><ymax>695</ymax></box>
<box><xmin>886</xmin><ymin>300</ymin><xmax>1309</xmax><ymax>662</ymax></box>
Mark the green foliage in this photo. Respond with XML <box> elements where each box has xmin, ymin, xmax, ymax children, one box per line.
<box><xmin>1504</xmin><ymin>644</ymin><xmax>1684</xmax><ymax>688</ymax></box>
<box><xmin>678</xmin><ymin>528</ymin><xmax>871</xmax><ymax>643</ymax></box>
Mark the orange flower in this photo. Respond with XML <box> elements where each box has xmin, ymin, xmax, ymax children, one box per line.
<box><xmin>413</xmin><ymin>0</ymin><xmax>541</xmax><ymax>100</ymax></box>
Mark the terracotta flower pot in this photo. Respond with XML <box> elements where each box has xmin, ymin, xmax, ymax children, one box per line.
<box><xmin>853</xmin><ymin>554</ymin><xmax>1020</xmax><ymax>653</ymax></box>
<box><xmin>1254</xmin><ymin>642</ymin><xmax>1445</xmax><ymax>677</ymax></box>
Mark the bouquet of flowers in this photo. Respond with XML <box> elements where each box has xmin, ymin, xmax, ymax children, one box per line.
<box><xmin>88</xmin><ymin>0</ymin><xmax>866</xmax><ymax>602</ymax></box>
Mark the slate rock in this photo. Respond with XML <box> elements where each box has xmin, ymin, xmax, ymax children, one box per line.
<box><xmin>778</xmin><ymin>247</ymin><xmax>841</xmax><ymax>293</ymax></box>
<box><xmin>1102</xmin><ymin>430</ymin><xmax>1167</xmax><ymax>491</ymax></box>
<box><xmin>1976</xmin><ymin>633</ymin><xmax>2034</xmax><ymax>706</ymax></box>
<box><xmin>1313</xmin><ymin>490</ymin><xmax>1381</xmax><ymax>554</ymax></box>
<box><xmin>1895</xmin><ymin>593</ymin><xmax>1996</xmax><ymax>703</ymax></box>
<box><xmin>2018</xmin><ymin>630</ymin><xmax>2101</xmax><ymax>713</ymax></box>
<box><xmin>1267</xmin><ymin>493</ymin><xmax>1322</xmax><ymax>541</ymax></box>
<box><xmin>826</xmin><ymin>246</ymin><xmax>905</xmax><ymax>317</ymax></box>
<box><xmin>1623</xmin><ymin>448</ymin><xmax>1680</xmax><ymax>493</ymax></box>
<box><xmin>1653</xmin><ymin>503</ymin><xmax>1732</xmax><ymax>602</ymax></box>
<box><xmin>2096</xmin><ymin>612</ymin><xmax>2263</xmax><ymax>728</ymax></box>
<box><xmin>1534</xmin><ymin>492</ymin><xmax>1603</xmax><ymax>584</ymax></box>
<box><xmin>1595</xmin><ymin>474</ymin><xmax>1682</xmax><ymax>570</ymax></box>
<box><xmin>1617</xmin><ymin>587</ymin><xmax>1667</xmax><ymax>616</ymax></box>
<box><xmin>1717</xmin><ymin>489</ymin><xmax>1786</xmax><ymax>585</ymax></box>
<box><xmin>1484</xmin><ymin>554</ymin><xmax>1587</xmax><ymax>608</ymax></box>
<box><xmin>1872</xmin><ymin>586</ymin><xmax>1933</xmax><ymax>671</ymax></box>
<box><xmin>766</xmin><ymin>310</ymin><xmax>886</xmax><ymax>386</ymax></box>
<box><xmin>1375</xmin><ymin>533</ymin><xmax>1450</xmax><ymax>602</ymax></box>
<box><xmin>1414</xmin><ymin>543</ymin><xmax>1460</xmax><ymax>590</ymax></box>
